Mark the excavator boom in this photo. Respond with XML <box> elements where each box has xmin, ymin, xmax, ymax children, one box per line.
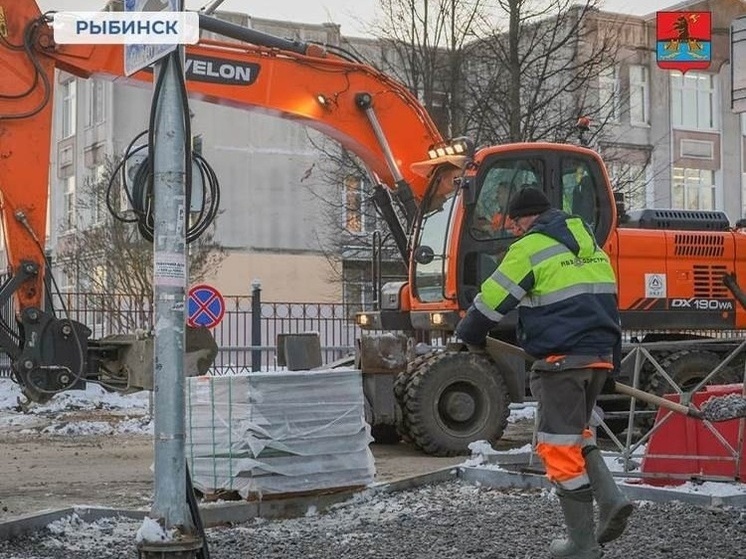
<box><xmin>0</xmin><ymin>1</ymin><xmax>443</xmax><ymax>401</ymax></box>
<box><xmin>1</xmin><ymin>0</ymin><xmax>443</xmax><ymax>311</ymax></box>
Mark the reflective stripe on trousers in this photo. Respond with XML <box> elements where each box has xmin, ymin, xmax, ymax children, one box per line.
<box><xmin>530</xmin><ymin>367</ymin><xmax>606</xmax><ymax>490</ymax></box>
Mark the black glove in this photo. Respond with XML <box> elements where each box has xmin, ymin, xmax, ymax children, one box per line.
<box><xmin>455</xmin><ymin>305</ymin><xmax>498</xmax><ymax>347</ymax></box>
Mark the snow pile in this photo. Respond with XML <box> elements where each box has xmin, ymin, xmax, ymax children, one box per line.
<box><xmin>42</xmin><ymin>513</ymin><xmax>144</xmax><ymax>555</ymax></box>
<box><xmin>0</xmin><ymin>378</ymin><xmax>149</xmax><ymax>413</ymax></box>
<box><xmin>507</xmin><ymin>403</ymin><xmax>536</xmax><ymax>423</ymax></box>
<box><xmin>0</xmin><ymin>378</ymin><xmax>152</xmax><ymax>436</ymax></box>
<box><xmin>135</xmin><ymin>517</ymin><xmax>175</xmax><ymax>543</ymax></box>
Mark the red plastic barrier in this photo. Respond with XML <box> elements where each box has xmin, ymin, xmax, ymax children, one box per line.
<box><xmin>641</xmin><ymin>384</ymin><xmax>745</xmax><ymax>486</ymax></box>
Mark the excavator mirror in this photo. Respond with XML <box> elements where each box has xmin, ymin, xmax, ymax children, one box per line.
<box><xmin>459</xmin><ymin>176</ymin><xmax>477</xmax><ymax>205</ymax></box>
<box><xmin>613</xmin><ymin>191</ymin><xmax>627</xmax><ymax>224</ymax></box>
<box><xmin>413</xmin><ymin>245</ymin><xmax>435</xmax><ymax>264</ymax></box>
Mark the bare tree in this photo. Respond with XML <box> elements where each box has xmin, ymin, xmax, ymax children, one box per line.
<box><xmin>367</xmin><ymin>0</ymin><xmax>486</xmax><ymax>136</ymax></box>
<box><xmin>301</xmin><ymin>136</ymin><xmax>407</xmax><ymax>311</ymax></box>
<box><xmin>308</xmin><ymin>1</ymin><xmax>635</xmax><ymax>303</ymax></box>
<box><xmin>461</xmin><ymin>0</ymin><xmax>625</xmax><ymax>145</ymax></box>
<box><xmin>55</xmin><ymin>156</ymin><xmax>226</xmax><ymax>333</ymax></box>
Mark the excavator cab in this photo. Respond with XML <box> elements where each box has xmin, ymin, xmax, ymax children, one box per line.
<box><xmin>405</xmin><ymin>142</ymin><xmax>616</xmax><ymax>331</ymax></box>
<box><xmin>355</xmin><ymin>143</ymin><xmax>620</xmax><ymax>456</ymax></box>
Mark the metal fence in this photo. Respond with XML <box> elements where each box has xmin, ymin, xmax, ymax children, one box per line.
<box><xmin>0</xmin><ymin>291</ymin><xmax>362</xmax><ymax>377</ymax></box>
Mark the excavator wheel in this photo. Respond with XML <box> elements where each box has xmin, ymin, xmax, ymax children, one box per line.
<box><xmin>639</xmin><ymin>349</ymin><xmax>741</xmax><ymax>432</ymax></box>
<box><xmin>393</xmin><ymin>368</ymin><xmax>414</xmax><ymax>444</ymax></box>
<box><xmin>399</xmin><ymin>350</ymin><xmax>510</xmax><ymax>457</ymax></box>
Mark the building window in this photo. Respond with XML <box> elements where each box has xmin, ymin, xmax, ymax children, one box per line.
<box><xmin>63</xmin><ymin>175</ymin><xmax>76</xmax><ymax>230</ymax></box>
<box><xmin>61</xmin><ymin>80</ymin><xmax>77</xmax><ymax>138</ymax></box>
<box><xmin>609</xmin><ymin>163</ymin><xmax>647</xmax><ymax>211</ymax></box>
<box><xmin>671</xmin><ymin>71</ymin><xmax>718</xmax><ymax>131</ymax></box>
<box><xmin>672</xmin><ymin>167</ymin><xmax>715</xmax><ymax>210</ymax></box>
<box><xmin>629</xmin><ymin>65</ymin><xmax>649</xmax><ymax>126</ymax></box>
<box><xmin>343</xmin><ymin>175</ymin><xmax>365</xmax><ymax>233</ymax></box>
<box><xmin>58</xmin><ymin>269</ymin><xmax>75</xmax><ymax>294</ymax></box>
<box><xmin>342</xmin><ymin>265</ymin><xmax>373</xmax><ymax>311</ymax></box>
<box><xmin>86</xmin><ymin>79</ymin><xmax>105</xmax><ymax>126</ymax></box>
<box><xmin>87</xmin><ymin>165</ymin><xmax>106</xmax><ymax>224</ymax></box>
<box><xmin>599</xmin><ymin>65</ymin><xmax>620</xmax><ymax>123</ymax></box>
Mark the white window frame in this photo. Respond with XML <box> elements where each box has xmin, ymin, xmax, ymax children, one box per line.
<box><xmin>629</xmin><ymin>65</ymin><xmax>649</xmax><ymax>126</ymax></box>
<box><xmin>343</xmin><ymin>269</ymin><xmax>375</xmax><ymax>310</ymax></box>
<box><xmin>671</xmin><ymin>71</ymin><xmax>719</xmax><ymax>131</ymax></box>
<box><xmin>342</xmin><ymin>175</ymin><xmax>375</xmax><ymax>235</ymax></box>
<box><xmin>88</xmin><ymin>165</ymin><xmax>106</xmax><ymax>224</ymax></box>
<box><xmin>63</xmin><ymin>174</ymin><xmax>76</xmax><ymax>231</ymax></box>
<box><xmin>58</xmin><ymin>269</ymin><xmax>75</xmax><ymax>294</ymax></box>
<box><xmin>61</xmin><ymin>80</ymin><xmax>77</xmax><ymax>138</ymax></box>
<box><xmin>86</xmin><ymin>79</ymin><xmax>105</xmax><ymax>127</ymax></box>
<box><xmin>609</xmin><ymin>162</ymin><xmax>647</xmax><ymax>211</ymax></box>
<box><xmin>599</xmin><ymin>65</ymin><xmax>620</xmax><ymax>123</ymax></box>
<box><xmin>672</xmin><ymin>167</ymin><xmax>715</xmax><ymax>210</ymax></box>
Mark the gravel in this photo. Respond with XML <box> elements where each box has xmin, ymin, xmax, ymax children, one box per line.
<box><xmin>1</xmin><ymin>480</ymin><xmax>745</xmax><ymax>559</ymax></box>
<box><xmin>700</xmin><ymin>393</ymin><xmax>746</xmax><ymax>422</ymax></box>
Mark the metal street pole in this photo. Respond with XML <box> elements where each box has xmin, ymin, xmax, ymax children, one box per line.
<box><xmin>139</xmin><ymin>3</ymin><xmax>201</xmax><ymax>557</ymax></box>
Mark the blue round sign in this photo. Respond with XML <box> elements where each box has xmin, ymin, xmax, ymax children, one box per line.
<box><xmin>187</xmin><ymin>284</ymin><xmax>225</xmax><ymax>329</ymax></box>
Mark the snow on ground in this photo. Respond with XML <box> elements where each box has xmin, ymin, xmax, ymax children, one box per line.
<box><xmin>2</xmin><ymin>376</ymin><xmax>745</xmax><ymax>500</ymax></box>
<box><xmin>0</xmin><ymin>378</ymin><xmax>152</xmax><ymax>436</ymax></box>
<box><xmin>0</xmin><ymin>378</ymin><xmax>535</xmax><ymax>437</ymax></box>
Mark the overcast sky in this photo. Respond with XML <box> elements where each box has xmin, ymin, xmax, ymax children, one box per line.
<box><xmin>36</xmin><ymin>0</ymin><xmax>691</xmax><ymax>37</ymax></box>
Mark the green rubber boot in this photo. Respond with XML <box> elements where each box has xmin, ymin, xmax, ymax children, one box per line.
<box><xmin>584</xmin><ymin>445</ymin><xmax>634</xmax><ymax>544</ymax></box>
<box><xmin>550</xmin><ymin>486</ymin><xmax>602</xmax><ymax>558</ymax></box>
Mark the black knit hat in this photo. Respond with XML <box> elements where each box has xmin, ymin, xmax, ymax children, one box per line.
<box><xmin>507</xmin><ymin>187</ymin><xmax>551</xmax><ymax>219</ymax></box>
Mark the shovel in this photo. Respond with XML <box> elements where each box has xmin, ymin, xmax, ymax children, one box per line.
<box><xmin>482</xmin><ymin>337</ymin><xmax>746</xmax><ymax>423</ymax></box>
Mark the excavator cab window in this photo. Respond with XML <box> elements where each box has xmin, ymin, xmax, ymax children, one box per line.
<box><xmin>459</xmin><ymin>158</ymin><xmax>545</xmax><ymax>304</ymax></box>
<box><xmin>561</xmin><ymin>158</ymin><xmax>599</xmax><ymax>228</ymax></box>
<box><xmin>413</xmin><ymin>166</ymin><xmax>461</xmax><ymax>303</ymax></box>
<box><xmin>470</xmin><ymin>160</ymin><xmax>544</xmax><ymax>240</ymax></box>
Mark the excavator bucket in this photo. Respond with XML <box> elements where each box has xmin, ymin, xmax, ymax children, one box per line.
<box><xmin>357</xmin><ymin>332</ymin><xmax>409</xmax><ymax>374</ymax></box>
<box><xmin>484</xmin><ymin>336</ymin><xmax>528</xmax><ymax>403</ymax></box>
<box><xmin>95</xmin><ymin>325</ymin><xmax>218</xmax><ymax>392</ymax></box>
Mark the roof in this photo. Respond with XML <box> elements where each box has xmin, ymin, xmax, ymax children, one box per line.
<box><xmin>410</xmin><ymin>155</ymin><xmax>468</xmax><ymax>178</ymax></box>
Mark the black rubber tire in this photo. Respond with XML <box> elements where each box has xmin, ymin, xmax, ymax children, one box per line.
<box><xmin>393</xmin><ymin>368</ymin><xmax>414</xmax><ymax>444</ymax></box>
<box><xmin>638</xmin><ymin>349</ymin><xmax>741</xmax><ymax>431</ymax></box>
<box><xmin>400</xmin><ymin>351</ymin><xmax>510</xmax><ymax>457</ymax></box>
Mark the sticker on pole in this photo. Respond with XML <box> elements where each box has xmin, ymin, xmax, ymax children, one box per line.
<box><xmin>187</xmin><ymin>284</ymin><xmax>225</xmax><ymax>329</ymax></box>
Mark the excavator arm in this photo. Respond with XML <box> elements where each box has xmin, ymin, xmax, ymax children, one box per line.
<box><xmin>0</xmin><ymin>1</ymin><xmax>443</xmax><ymax>400</ymax></box>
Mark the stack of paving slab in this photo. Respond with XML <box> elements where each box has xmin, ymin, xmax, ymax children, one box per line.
<box><xmin>185</xmin><ymin>368</ymin><xmax>375</xmax><ymax>499</ymax></box>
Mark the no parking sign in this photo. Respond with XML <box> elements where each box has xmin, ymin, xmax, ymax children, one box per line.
<box><xmin>187</xmin><ymin>284</ymin><xmax>225</xmax><ymax>329</ymax></box>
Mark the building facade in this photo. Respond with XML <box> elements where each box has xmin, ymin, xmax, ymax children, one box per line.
<box><xmin>39</xmin><ymin>0</ymin><xmax>746</xmax><ymax>307</ymax></box>
<box><xmin>594</xmin><ymin>0</ymin><xmax>746</xmax><ymax>221</ymax></box>
<box><xmin>48</xmin><ymin>12</ymin><xmax>354</xmax><ymax>303</ymax></box>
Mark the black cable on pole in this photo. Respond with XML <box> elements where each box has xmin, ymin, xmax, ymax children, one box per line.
<box><xmin>106</xmin><ymin>53</ymin><xmax>220</xmax><ymax>243</ymax></box>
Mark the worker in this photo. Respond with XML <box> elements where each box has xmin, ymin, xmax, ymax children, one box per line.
<box><xmin>455</xmin><ymin>187</ymin><xmax>633</xmax><ymax>558</ymax></box>
<box><xmin>489</xmin><ymin>181</ymin><xmax>516</xmax><ymax>233</ymax></box>
<box><xmin>473</xmin><ymin>180</ymin><xmax>515</xmax><ymax>236</ymax></box>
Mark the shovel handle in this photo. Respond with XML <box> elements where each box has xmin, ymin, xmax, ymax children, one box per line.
<box><xmin>614</xmin><ymin>382</ymin><xmax>703</xmax><ymax>420</ymax></box>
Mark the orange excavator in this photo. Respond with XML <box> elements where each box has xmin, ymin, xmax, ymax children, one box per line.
<box><xmin>0</xmin><ymin>0</ymin><xmax>441</xmax><ymax>402</ymax></box>
<box><xmin>1</xmin><ymin>1</ymin><xmax>745</xmax><ymax>456</ymax></box>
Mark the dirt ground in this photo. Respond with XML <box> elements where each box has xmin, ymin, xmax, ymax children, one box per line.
<box><xmin>0</xmin><ymin>411</ymin><xmax>535</xmax><ymax>522</ymax></box>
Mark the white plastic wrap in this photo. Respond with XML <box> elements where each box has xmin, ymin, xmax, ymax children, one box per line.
<box><xmin>185</xmin><ymin>369</ymin><xmax>375</xmax><ymax>498</ymax></box>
